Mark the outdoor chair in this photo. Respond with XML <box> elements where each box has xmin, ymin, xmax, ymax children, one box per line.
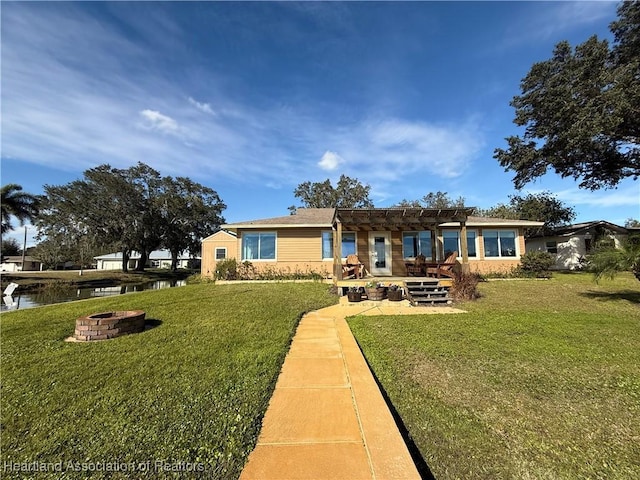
<box><xmin>425</xmin><ymin>251</ymin><xmax>458</xmax><ymax>278</ymax></box>
<box><xmin>346</xmin><ymin>253</ymin><xmax>364</xmax><ymax>278</ymax></box>
<box><xmin>405</xmin><ymin>254</ymin><xmax>427</xmax><ymax>276</ymax></box>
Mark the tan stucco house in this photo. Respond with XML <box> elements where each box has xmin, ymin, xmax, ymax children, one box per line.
<box><xmin>201</xmin><ymin>207</ymin><xmax>544</xmax><ymax>279</ymax></box>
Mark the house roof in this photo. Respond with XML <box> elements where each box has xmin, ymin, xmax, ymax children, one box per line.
<box><xmin>1</xmin><ymin>256</ymin><xmax>40</xmax><ymax>264</ymax></box>
<box><xmin>94</xmin><ymin>249</ymin><xmax>197</xmax><ymax>261</ymax></box>
<box><xmin>222</xmin><ymin>207</ymin><xmax>544</xmax><ymax>232</ymax></box>
<box><xmin>223</xmin><ymin>208</ymin><xmax>335</xmax><ymax>231</ymax></box>
<box><xmin>540</xmin><ymin>220</ymin><xmax>629</xmax><ymax>237</ymax></box>
<box><xmin>201</xmin><ymin>229</ymin><xmax>237</xmax><ymax>242</ymax></box>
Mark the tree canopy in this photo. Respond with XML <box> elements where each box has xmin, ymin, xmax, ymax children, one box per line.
<box><xmin>1</xmin><ymin>184</ymin><xmax>40</xmax><ymax>234</ymax></box>
<box><xmin>290</xmin><ymin>175</ymin><xmax>373</xmax><ymax>212</ymax></box>
<box><xmin>36</xmin><ymin>163</ymin><xmax>225</xmax><ymax>272</ymax></box>
<box><xmin>394</xmin><ymin>191</ymin><xmax>466</xmax><ymax>209</ymax></box>
<box><xmin>478</xmin><ymin>191</ymin><xmax>576</xmax><ymax>234</ymax></box>
<box><xmin>494</xmin><ymin>1</ymin><xmax>640</xmax><ymax>190</ymax></box>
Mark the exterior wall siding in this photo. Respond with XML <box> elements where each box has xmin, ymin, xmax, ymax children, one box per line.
<box><xmin>200</xmin><ymin>225</ymin><xmax>534</xmax><ymax>278</ymax></box>
<box><xmin>201</xmin><ymin>233</ymin><xmax>238</xmax><ymax>277</ymax></box>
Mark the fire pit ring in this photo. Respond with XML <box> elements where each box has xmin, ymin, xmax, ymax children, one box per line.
<box><xmin>74</xmin><ymin>310</ymin><xmax>146</xmax><ymax>341</ymax></box>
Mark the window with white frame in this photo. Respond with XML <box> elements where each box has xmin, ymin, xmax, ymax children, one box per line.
<box><xmin>545</xmin><ymin>241</ymin><xmax>558</xmax><ymax>254</ymax></box>
<box><xmin>442</xmin><ymin>230</ymin><xmax>477</xmax><ymax>258</ymax></box>
<box><xmin>242</xmin><ymin>232</ymin><xmax>276</xmax><ymax>260</ymax></box>
<box><xmin>402</xmin><ymin>232</ymin><xmax>432</xmax><ymax>259</ymax></box>
<box><xmin>215</xmin><ymin>247</ymin><xmax>227</xmax><ymax>260</ymax></box>
<box><xmin>321</xmin><ymin>231</ymin><xmax>356</xmax><ymax>259</ymax></box>
<box><xmin>483</xmin><ymin>230</ymin><xmax>517</xmax><ymax>257</ymax></box>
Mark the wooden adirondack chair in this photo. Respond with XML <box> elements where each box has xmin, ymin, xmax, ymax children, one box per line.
<box><xmin>405</xmin><ymin>254</ymin><xmax>427</xmax><ymax>276</ymax></box>
<box><xmin>425</xmin><ymin>251</ymin><xmax>458</xmax><ymax>278</ymax></box>
<box><xmin>343</xmin><ymin>254</ymin><xmax>365</xmax><ymax>279</ymax></box>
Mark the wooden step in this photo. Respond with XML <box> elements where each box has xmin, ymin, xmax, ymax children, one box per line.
<box><xmin>404</xmin><ymin>279</ymin><xmax>452</xmax><ymax>307</ymax></box>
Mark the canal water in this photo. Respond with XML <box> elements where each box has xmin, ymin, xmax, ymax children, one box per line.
<box><xmin>1</xmin><ymin>280</ymin><xmax>186</xmax><ymax>311</ymax></box>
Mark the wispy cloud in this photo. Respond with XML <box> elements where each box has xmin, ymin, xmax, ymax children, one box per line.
<box><xmin>554</xmin><ymin>186</ymin><xmax>640</xmax><ymax>209</ymax></box>
<box><xmin>1</xmin><ymin>3</ymin><xmax>486</xmax><ymax>198</ymax></box>
<box><xmin>139</xmin><ymin>110</ymin><xmax>180</xmax><ymax>135</ymax></box>
<box><xmin>188</xmin><ymin>97</ymin><xmax>215</xmax><ymax>115</ymax></box>
<box><xmin>505</xmin><ymin>1</ymin><xmax>616</xmax><ymax>45</ymax></box>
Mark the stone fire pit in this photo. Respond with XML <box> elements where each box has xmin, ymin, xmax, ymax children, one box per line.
<box><xmin>74</xmin><ymin>310</ymin><xmax>146</xmax><ymax>341</ymax></box>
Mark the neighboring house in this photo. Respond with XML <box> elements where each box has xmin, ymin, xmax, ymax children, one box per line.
<box><xmin>526</xmin><ymin>220</ymin><xmax>632</xmax><ymax>270</ymax></box>
<box><xmin>200</xmin><ymin>208</ymin><xmax>544</xmax><ymax>279</ymax></box>
<box><xmin>0</xmin><ymin>255</ymin><xmax>42</xmax><ymax>272</ymax></box>
<box><xmin>94</xmin><ymin>250</ymin><xmax>199</xmax><ymax>270</ymax></box>
<box><xmin>200</xmin><ymin>230</ymin><xmax>238</xmax><ymax>276</ymax></box>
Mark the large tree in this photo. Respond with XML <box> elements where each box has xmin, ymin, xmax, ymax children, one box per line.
<box><xmin>37</xmin><ymin>163</ymin><xmax>225</xmax><ymax>272</ymax></box>
<box><xmin>478</xmin><ymin>191</ymin><xmax>576</xmax><ymax>234</ymax></box>
<box><xmin>494</xmin><ymin>1</ymin><xmax>640</xmax><ymax>190</ymax></box>
<box><xmin>158</xmin><ymin>176</ymin><xmax>226</xmax><ymax>271</ymax></box>
<box><xmin>290</xmin><ymin>175</ymin><xmax>373</xmax><ymax>212</ymax></box>
<box><xmin>394</xmin><ymin>191</ymin><xmax>466</xmax><ymax>208</ymax></box>
<box><xmin>1</xmin><ymin>184</ymin><xmax>40</xmax><ymax>234</ymax></box>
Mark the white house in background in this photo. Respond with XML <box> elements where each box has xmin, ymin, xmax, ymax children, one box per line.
<box><xmin>94</xmin><ymin>250</ymin><xmax>199</xmax><ymax>270</ymax></box>
<box><xmin>526</xmin><ymin>220</ymin><xmax>632</xmax><ymax>270</ymax></box>
<box><xmin>0</xmin><ymin>255</ymin><xmax>42</xmax><ymax>272</ymax></box>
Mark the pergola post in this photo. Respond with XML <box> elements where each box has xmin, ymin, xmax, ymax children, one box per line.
<box><xmin>460</xmin><ymin>220</ymin><xmax>470</xmax><ymax>274</ymax></box>
<box><xmin>333</xmin><ymin>220</ymin><xmax>343</xmax><ymax>284</ymax></box>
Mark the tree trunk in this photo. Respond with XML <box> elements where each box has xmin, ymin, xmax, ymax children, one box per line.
<box><xmin>171</xmin><ymin>250</ymin><xmax>179</xmax><ymax>272</ymax></box>
<box><xmin>122</xmin><ymin>250</ymin><xmax>130</xmax><ymax>273</ymax></box>
<box><xmin>136</xmin><ymin>249</ymin><xmax>148</xmax><ymax>272</ymax></box>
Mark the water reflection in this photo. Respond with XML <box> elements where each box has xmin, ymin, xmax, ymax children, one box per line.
<box><xmin>1</xmin><ymin>280</ymin><xmax>186</xmax><ymax>311</ymax></box>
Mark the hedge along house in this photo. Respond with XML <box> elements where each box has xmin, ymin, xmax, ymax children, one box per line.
<box><xmin>200</xmin><ymin>207</ymin><xmax>544</xmax><ymax>280</ymax></box>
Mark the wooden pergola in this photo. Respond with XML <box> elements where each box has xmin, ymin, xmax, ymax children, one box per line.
<box><xmin>331</xmin><ymin>207</ymin><xmax>475</xmax><ymax>280</ymax></box>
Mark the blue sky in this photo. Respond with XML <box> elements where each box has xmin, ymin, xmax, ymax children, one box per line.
<box><xmin>2</xmin><ymin>1</ymin><xmax>638</xmax><ymax>247</ymax></box>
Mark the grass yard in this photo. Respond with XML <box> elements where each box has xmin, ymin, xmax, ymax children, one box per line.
<box><xmin>349</xmin><ymin>272</ymin><xmax>640</xmax><ymax>480</ymax></box>
<box><xmin>1</xmin><ymin>282</ymin><xmax>337</xmax><ymax>479</ymax></box>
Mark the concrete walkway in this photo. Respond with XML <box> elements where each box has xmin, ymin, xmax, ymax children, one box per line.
<box><xmin>240</xmin><ymin>300</ymin><xmax>464</xmax><ymax>479</ymax></box>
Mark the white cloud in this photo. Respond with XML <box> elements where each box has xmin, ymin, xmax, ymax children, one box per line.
<box><xmin>505</xmin><ymin>1</ymin><xmax>616</xmax><ymax>45</ymax></box>
<box><xmin>188</xmin><ymin>97</ymin><xmax>215</xmax><ymax>115</ymax></box>
<box><xmin>139</xmin><ymin>109</ymin><xmax>179</xmax><ymax>134</ymax></box>
<box><xmin>318</xmin><ymin>151</ymin><xmax>344</xmax><ymax>171</ymax></box>
<box><xmin>0</xmin><ymin>3</ymin><xmax>486</xmax><ymax>199</ymax></box>
<box><xmin>554</xmin><ymin>186</ymin><xmax>640</xmax><ymax>208</ymax></box>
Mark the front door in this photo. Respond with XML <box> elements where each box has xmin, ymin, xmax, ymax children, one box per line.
<box><xmin>369</xmin><ymin>232</ymin><xmax>392</xmax><ymax>276</ymax></box>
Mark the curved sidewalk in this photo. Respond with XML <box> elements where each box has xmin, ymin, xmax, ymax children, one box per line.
<box><xmin>240</xmin><ymin>301</ymin><xmax>461</xmax><ymax>479</ymax></box>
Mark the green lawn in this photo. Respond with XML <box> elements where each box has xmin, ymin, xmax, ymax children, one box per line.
<box><xmin>1</xmin><ymin>282</ymin><xmax>337</xmax><ymax>479</ymax></box>
<box><xmin>349</xmin><ymin>272</ymin><xmax>640</xmax><ymax>480</ymax></box>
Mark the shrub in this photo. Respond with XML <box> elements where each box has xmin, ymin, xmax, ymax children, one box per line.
<box><xmin>215</xmin><ymin>257</ymin><xmax>238</xmax><ymax>280</ymax></box>
<box><xmin>450</xmin><ymin>271</ymin><xmax>481</xmax><ymax>301</ymax></box>
<box><xmin>518</xmin><ymin>251</ymin><xmax>555</xmax><ymax>278</ymax></box>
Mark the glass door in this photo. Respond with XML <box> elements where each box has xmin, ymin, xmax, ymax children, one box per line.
<box><xmin>369</xmin><ymin>232</ymin><xmax>392</xmax><ymax>276</ymax></box>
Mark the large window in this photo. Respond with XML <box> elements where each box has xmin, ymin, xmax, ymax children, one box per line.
<box><xmin>322</xmin><ymin>231</ymin><xmax>356</xmax><ymax>259</ymax></box>
<box><xmin>483</xmin><ymin>230</ymin><xmax>517</xmax><ymax>257</ymax></box>
<box><xmin>242</xmin><ymin>232</ymin><xmax>276</xmax><ymax>260</ymax></box>
<box><xmin>403</xmin><ymin>232</ymin><xmax>432</xmax><ymax>259</ymax></box>
<box><xmin>442</xmin><ymin>230</ymin><xmax>477</xmax><ymax>258</ymax></box>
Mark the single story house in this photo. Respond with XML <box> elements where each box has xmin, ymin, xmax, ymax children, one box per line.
<box><xmin>200</xmin><ymin>207</ymin><xmax>544</xmax><ymax>279</ymax></box>
<box><xmin>94</xmin><ymin>249</ymin><xmax>199</xmax><ymax>270</ymax></box>
<box><xmin>526</xmin><ymin>220</ymin><xmax>633</xmax><ymax>270</ymax></box>
<box><xmin>0</xmin><ymin>255</ymin><xmax>42</xmax><ymax>272</ymax></box>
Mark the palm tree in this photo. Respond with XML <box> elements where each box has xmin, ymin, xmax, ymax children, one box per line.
<box><xmin>588</xmin><ymin>237</ymin><xmax>640</xmax><ymax>282</ymax></box>
<box><xmin>1</xmin><ymin>184</ymin><xmax>40</xmax><ymax>234</ymax></box>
